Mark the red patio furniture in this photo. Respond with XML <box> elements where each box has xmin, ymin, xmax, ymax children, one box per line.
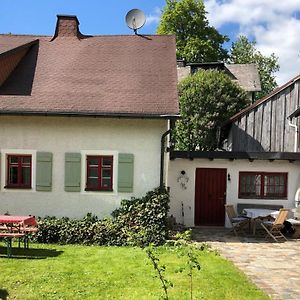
<box><xmin>0</xmin><ymin>215</ymin><xmax>38</xmax><ymax>257</ymax></box>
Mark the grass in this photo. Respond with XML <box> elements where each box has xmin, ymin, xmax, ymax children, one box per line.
<box><xmin>0</xmin><ymin>243</ymin><xmax>269</xmax><ymax>300</ymax></box>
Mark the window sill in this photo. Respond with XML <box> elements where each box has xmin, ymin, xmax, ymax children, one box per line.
<box><xmin>4</xmin><ymin>186</ymin><xmax>32</xmax><ymax>190</ymax></box>
<box><xmin>85</xmin><ymin>188</ymin><xmax>113</xmax><ymax>192</ymax></box>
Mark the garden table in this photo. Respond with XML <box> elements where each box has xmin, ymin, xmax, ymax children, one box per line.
<box><xmin>0</xmin><ymin>215</ymin><xmax>37</xmax><ymax>227</ymax></box>
<box><xmin>242</xmin><ymin>208</ymin><xmax>279</xmax><ymax>219</ymax></box>
<box><xmin>0</xmin><ymin>215</ymin><xmax>37</xmax><ymax>257</ymax></box>
<box><xmin>242</xmin><ymin>208</ymin><xmax>280</xmax><ymax>235</ymax></box>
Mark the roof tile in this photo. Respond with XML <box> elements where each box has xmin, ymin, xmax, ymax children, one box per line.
<box><xmin>0</xmin><ymin>24</ymin><xmax>179</xmax><ymax>117</ymax></box>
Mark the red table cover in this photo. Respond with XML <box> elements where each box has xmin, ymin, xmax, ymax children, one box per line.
<box><xmin>0</xmin><ymin>215</ymin><xmax>37</xmax><ymax>226</ymax></box>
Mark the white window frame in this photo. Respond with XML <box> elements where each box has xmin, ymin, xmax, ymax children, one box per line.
<box><xmin>1</xmin><ymin>149</ymin><xmax>36</xmax><ymax>192</ymax></box>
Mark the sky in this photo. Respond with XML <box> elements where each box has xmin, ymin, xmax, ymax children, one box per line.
<box><xmin>1</xmin><ymin>0</ymin><xmax>300</xmax><ymax>85</ymax></box>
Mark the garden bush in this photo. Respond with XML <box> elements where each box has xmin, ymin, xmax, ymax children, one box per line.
<box><xmin>33</xmin><ymin>187</ymin><xmax>170</xmax><ymax>246</ymax></box>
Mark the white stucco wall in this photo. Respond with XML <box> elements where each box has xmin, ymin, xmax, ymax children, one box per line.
<box><xmin>167</xmin><ymin>158</ymin><xmax>300</xmax><ymax>227</ymax></box>
<box><xmin>0</xmin><ymin>116</ymin><xmax>167</xmax><ymax>219</ymax></box>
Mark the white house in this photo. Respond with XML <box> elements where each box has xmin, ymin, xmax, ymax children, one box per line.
<box><xmin>167</xmin><ymin>74</ymin><xmax>300</xmax><ymax>227</ymax></box>
<box><xmin>0</xmin><ymin>15</ymin><xmax>179</xmax><ymax>218</ymax></box>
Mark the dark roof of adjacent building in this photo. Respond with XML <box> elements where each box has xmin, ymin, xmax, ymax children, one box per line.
<box><xmin>0</xmin><ymin>15</ymin><xmax>179</xmax><ymax>118</ymax></box>
<box><xmin>182</xmin><ymin>61</ymin><xmax>261</xmax><ymax>92</ymax></box>
<box><xmin>225</xmin><ymin>63</ymin><xmax>261</xmax><ymax>92</ymax></box>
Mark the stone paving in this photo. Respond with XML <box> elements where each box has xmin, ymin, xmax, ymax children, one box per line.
<box><xmin>192</xmin><ymin>227</ymin><xmax>300</xmax><ymax>300</ymax></box>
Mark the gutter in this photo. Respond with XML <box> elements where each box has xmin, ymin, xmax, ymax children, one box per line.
<box><xmin>0</xmin><ymin>110</ymin><xmax>180</xmax><ymax>120</ymax></box>
<box><xmin>160</xmin><ymin>129</ymin><xmax>171</xmax><ymax>189</ymax></box>
<box><xmin>288</xmin><ymin>118</ymin><xmax>298</xmax><ymax>152</ymax></box>
<box><xmin>160</xmin><ymin>118</ymin><xmax>176</xmax><ymax>189</ymax></box>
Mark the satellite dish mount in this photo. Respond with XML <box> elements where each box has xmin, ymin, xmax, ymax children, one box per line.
<box><xmin>125</xmin><ymin>9</ymin><xmax>146</xmax><ymax>35</ymax></box>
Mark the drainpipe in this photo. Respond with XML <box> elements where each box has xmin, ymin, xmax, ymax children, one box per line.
<box><xmin>160</xmin><ymin>129</ymin><xmax>171</xmax><ymax>189</ymax></box>
<box><xmin>288</xmin><ymin>118</ymin><xmax>298</xmax><ymax>152</ymax></box>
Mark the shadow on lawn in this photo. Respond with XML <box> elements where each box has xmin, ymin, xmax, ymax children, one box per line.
<box><xmin>0</xmin><ymin>246</ymin><xmax>63</xmax><ymax>259</ymax></box>
<box><xmin>0</xmin><ymin>289</ymin><xmax>9</xmax><ymax>300</ymax></box>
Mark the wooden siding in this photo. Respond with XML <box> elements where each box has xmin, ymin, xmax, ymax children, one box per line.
<box><xmin>230</xmin><ymin>79</ymin><xmax>300</xmax><ymax>152</ymax></box>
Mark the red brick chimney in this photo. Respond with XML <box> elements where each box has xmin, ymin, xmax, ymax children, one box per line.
<box><xmin>52</xmin><ymin>15</ymin><xmax>82</xmax><ymax>39</ymax></box>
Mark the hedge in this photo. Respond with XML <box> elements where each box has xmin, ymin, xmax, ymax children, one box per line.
<box><xmin>33</xmin><ymin>187</ymin><xmax>170</xmax><ymax>246</ymax></box>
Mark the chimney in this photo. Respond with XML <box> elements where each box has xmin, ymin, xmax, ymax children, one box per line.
<box><xmin>52</xmin><ymin>15</ymin><xmax>82</xmax><ymax>39</ymax></box>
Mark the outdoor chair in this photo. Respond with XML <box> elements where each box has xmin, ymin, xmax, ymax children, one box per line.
<box><xmin>225</xmin><ymin>204</ymin><xmax>250</xmax><ymax>236</ymax></box>
<box><xmin>259</xmin><ymin>208</ymin><xmax>289</xmax><ymax>242</ymax></box>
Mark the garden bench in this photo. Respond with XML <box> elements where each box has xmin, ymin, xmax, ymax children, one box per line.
<box><xmin>0</xmin><ymin>232</ymin><xmax>26</xmax><ymax>257</ymax></box>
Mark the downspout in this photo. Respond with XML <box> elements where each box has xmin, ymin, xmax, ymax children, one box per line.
<box><xmin>160</xmin><ymin>129</ymin><xmax>171</xmax><ymax>189</ymax></box>
<box><xmin>288</xmin><ymin>118</ymin><xmax>298</xmax><ymax>152</ymax></box>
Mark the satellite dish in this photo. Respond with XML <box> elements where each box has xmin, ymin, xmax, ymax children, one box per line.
<box><xmin>125</xmin><ymin>9</ymin><xmax>146</xmax><ymax>34</ymax></box>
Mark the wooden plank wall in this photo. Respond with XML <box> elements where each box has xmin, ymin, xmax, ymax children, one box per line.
<box><xmin>231</xmin><ymin>79</ymin><xmax>300</xmax><ymax>152</ymax></box>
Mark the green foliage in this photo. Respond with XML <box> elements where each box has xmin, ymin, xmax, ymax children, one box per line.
<box><xmin>174</xmin><ymin>241</ymin><xmax>201</xmax><ymax>300</ymax></box>
<box><xmin>157</xmin><ymin>0</ymin><xmax>228</xmax><ymax>62</ymax></box>
<box><xmin>145</xmin><ymin>244</ymin><xmax>173</xmax><ymax>300</ymax></box>
<box><xmin>112</xmin><ymin>187</ymin><xmax>170</xmax><ymax>246</ymax></box>
<box><xmin>33</xmin><ymin>187</ymin><xmax>170</xmax><ymax>246</ymax></box>
<box><xmin>229</xmin><ymin>35</ymin><xmax>280</xmax><ymax>99</ymax></box>
<box><xmin>175</xmin><ymin>69</ymin><xmax>249</xmax><ymax>150</ymax></box>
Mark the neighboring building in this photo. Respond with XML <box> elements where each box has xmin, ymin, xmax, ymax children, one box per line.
<box><xmin>168</xmin><ymin>74</ymin><xmax>300</xmax><ymax>227</ymax></box>
<box><xmin>0</xmin><ymin>15</ymin><xmax>179</xmax><ymax>218</ymax></box>
<box><xmin>177</xmin><ymin>61</ymin><xmax>261</xmax><ymax>102</ymax></box>
<box><xmin>225</xmin><ymin>74</ymin><xmax>300</xmax><ymax>152</ymax></box>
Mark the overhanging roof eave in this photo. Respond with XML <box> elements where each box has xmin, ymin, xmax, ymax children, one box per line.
<box><xmin>170</xmin><ymin>151</ymin><xmax>300</xmax><ymax>161</ymax></box>
<box><xmin>0</xmin><ymin>110</ymin><xmax>180</xmax><ymax>119</ymax></box>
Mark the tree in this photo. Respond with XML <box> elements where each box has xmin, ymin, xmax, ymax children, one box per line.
<box><xmin>175</xmin><ymin>69</ymin><xmax>249</xmax><ymax>151</ymax></box>
<box><xmin>157</xmin><ymin>0</ymin><xmax>228</xmax><ymax>62</ymax></box>
<box><xmin>230</xmin><ymin>36</ymin><xmax>280</xmax><ymax>99</ymax></box>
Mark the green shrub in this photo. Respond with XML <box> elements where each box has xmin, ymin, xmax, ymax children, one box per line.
<box><xmin>33</xmin><ymin>187</ymin><xmax>170</xmax><ymax>246</ymax></box>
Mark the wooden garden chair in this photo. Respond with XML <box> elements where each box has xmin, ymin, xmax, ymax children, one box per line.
<box><xmin>225</xmin><ymin>204</ymin><xmax>250</xmax><ymax>236</ymax></box>
<box><xmin>260</xmin><ymin>208</ymin><xmax>289</xmax><ymax>242</ymax></box>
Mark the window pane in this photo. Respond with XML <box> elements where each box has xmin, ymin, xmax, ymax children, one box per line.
<box><xmin>9</xmin><ymin>156</ymin><xmax>18</xmax><ymax>164</ymax></box>
<box><xmin>239</xmin><ymin>174</ymin><xmax>261</xmax><ymax>197</ymax></box>
<box><xmin>9</xmin><ymin>167</ymin><xmax>18</xmax><ymax>184</ymax></box>
<box><xmin>102</xmin><ymin>158</ymin><xmax>112</xmax><ymax>167</ymax></box>
<box><xmin>87</xmin><ymin>178</ymin><xmax>98</xmax><ymax>187</ymax></box>
<box><xmin>102</xmin><ymin>178</ymin><xmax>111</xmax><ymax>188</ymax></box>
<box><xmin>22</xmin><ymin>157</ymin><xmax>31</xmax><ymax>164</ymax></box>
<box><xmin>88</xmin><ymin>158</ymin><xmax>99</xmax><ymax>166</ymax></box>
<box><xmin>89</xmin><ymin>168</ymin><xmax>99</xmax><ymax>178</ymax></box>
<box><xmin>264</xmin><ymin>174</ymin><xmax>286</xmax><ymax>197</ymax></box>
<box><xmin>22</xmin><ymin>167</ymin><xmax>31</xmax><ymax>185</ymax></box>
<box><xmin>102</xmin><ymin>169</ymin><xmax>111</xmax><ymax>178</ymax></box>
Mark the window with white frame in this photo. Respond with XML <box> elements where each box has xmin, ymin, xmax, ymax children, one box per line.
<box><xmin>85</xmin><ymin>155</ymin><xmax>113</xmax><ymax>191</ymax></box>
<box><xmin>6</xmin><ymin>154</ymin><xmax>32</xmax><ymax>188</ymax></box>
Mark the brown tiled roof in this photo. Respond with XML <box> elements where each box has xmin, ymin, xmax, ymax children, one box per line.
<box><xmin>0</xmin><ymin>17</ymin><xmax>179</xmax><ymax>118</ymax></box>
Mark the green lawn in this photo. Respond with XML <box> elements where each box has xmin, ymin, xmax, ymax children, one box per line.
<box><xmin>0</xmin><ymin>243</ymin><xmax>269</xmax><ymax>300</ymax></box>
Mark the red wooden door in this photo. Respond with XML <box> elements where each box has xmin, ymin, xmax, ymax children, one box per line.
<box><xmin>195</xmin><ymin>168</ymin><xmax>226</xmax><ymax>226</ymax></box>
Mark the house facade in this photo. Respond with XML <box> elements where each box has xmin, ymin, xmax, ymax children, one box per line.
<box><xmin>168</xmin><ymin>74</ymin><xmax>300</xmax><ymax>227</ymax></box>
<box><xmin>0</xmin><ymin>15</ymin><xmax>179</xmax><ymax>218</ymax></box>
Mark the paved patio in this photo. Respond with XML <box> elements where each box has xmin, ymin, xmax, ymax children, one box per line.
<box><xmin>192</xmin><ymin>227</ymin><xmax>300</xmax><ymax>300</ymax></box>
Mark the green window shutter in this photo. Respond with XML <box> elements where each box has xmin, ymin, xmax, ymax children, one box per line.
<box><xmin>36</xmin><ymin>152</ymin><xmax>53</xmax><ymax>191</ymax></box>
<box><xmin>118</xmin><ymin>153</ymin><xmax>134</xmax><ymax>193</ymax></box>
<box><xmin>65</xmin><ymin>153</ymin><xmax>81</xmax><ymax>192</ymax></box>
